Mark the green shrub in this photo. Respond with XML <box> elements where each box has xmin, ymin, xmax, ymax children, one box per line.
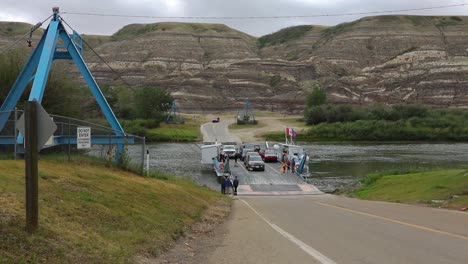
<box><xmin>321</xmin><ymin>21</ymin><xmax>359</xmax><ymax>39</ymax></box>
<box><xmin>258</xmin><ymin>25</ymin><xmax>312</xmax><ymax>48</ymax></box>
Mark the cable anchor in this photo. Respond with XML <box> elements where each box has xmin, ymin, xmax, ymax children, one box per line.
<box><xmin>27</xmin><ymin>22</ymin><xmax>43</xmax><ymax>47</ymax></box>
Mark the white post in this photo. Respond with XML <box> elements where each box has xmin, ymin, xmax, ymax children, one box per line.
<box><xmin>146</xmin><ymin>149</ymin><xmax>150</xmax><ymax>176</ymax></box>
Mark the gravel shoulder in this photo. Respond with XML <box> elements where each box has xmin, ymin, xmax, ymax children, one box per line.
<box><xmin>137</xmin><ymin>199</ymin><xmax>232</xmax><ymax>264</ymax></box>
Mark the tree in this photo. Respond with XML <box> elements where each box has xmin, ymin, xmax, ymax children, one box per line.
<box><xmin>305</xmin><ymin>84</ymin><xmax>327</xmax><ymax>124</ymax></box>
<box><xmin>0</xmin><ymin>49</ymin><xmax>28</xmax><ymax>102</ymax></box>
<box><xmin>42</xmin><ymin>62</ymin><xmax>83</xmax><ymax>118</ymax></box>
<box><xmin>0</xmin><ymin>49</ymin><xmax>82</xmax><ymax>117</ymax></box>
<box><xmin>134</xmin><ymin>86</ymin><xmax>173</xmax><ymax>121</ymax></box>
<box><xmin>306</xmin><ymin>84</ymin><xmax>327</xmax><ymax>108</ymax></box>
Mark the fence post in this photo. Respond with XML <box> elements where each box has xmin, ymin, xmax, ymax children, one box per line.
<box><xmin>14</xmin><ymin>108</ymin><xmax>17</xmax><ymax>160</ymax></box>
<box><xmin>146</xmin><ymin>149</ymin><xmax>150</xmax><ymax>176</ymax></box>
<box><xmin>140</xmin><ymin>137</ymin><xmax>146</xmax><ymax>175</ymax></box>
<box><xmin>67</xmin><ymin>119</ymin><xmax>71</xmax><ymax>161</ymax></box>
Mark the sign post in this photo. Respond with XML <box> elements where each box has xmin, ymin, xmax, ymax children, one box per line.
<box><xmin>24</xmin><ymin>101</ymin><xmax>38</xmax><ymax>234</ymax></box>
<box><xmin>77</xmin><ymin>127</ymin><xmax>91</xmax><ymax>149</ymax></box>
<box><xmin>19</xmin><ymin>100</ymin><xmax>57</xmax><ymax>234</ymax></box>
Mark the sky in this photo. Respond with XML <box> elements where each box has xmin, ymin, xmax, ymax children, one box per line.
<box><xmin>1</xmin><ymin>0</ymin><xmax>468</xmax><ymax>37</ymax></box>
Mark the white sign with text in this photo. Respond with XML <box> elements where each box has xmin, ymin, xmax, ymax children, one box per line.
<box><xmin>77</xmin><ymin>127</ymin><xmax>91</xmax><ymax>149</ymax></box>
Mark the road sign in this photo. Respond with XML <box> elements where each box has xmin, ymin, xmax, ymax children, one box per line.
<box><xmin>77</xmin><ymin>127</ymin><xmax>91</xmax><ymax>149</ymax></box>
<box><xmin>16</xmin><ymin>100</ymin><xmax>57</xmax><ymax>150</ymax></box>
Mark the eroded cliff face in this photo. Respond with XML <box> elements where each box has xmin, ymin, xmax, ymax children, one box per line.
<box><xmin>3</xmin><ymin>16</ymin><xmax>468</xmax><ymax>113</ymax></box>
<box><xmin>83</xmin><ymin>22</ymin><xmax>315</xmax><ymax>113</ymax></box>
<box><xmin>260</xmin><ymin>16</ymin><xmax>468</xmax><ymax>108</ymax></box>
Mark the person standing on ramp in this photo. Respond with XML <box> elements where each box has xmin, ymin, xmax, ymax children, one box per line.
<box><xmin>233</xmin><ymin>176</ymin><xmax>239</xmax><ymax>195</ymax></box>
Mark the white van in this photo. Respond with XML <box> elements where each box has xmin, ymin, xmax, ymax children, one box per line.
<box><xmin>222</xmin><ymin>145</ymin><xmax>236</xmax><ymax>158</ymax></box>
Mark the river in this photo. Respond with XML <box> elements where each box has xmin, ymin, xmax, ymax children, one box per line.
<box><xmin>125</xmin><ymin>143</ymin><xmax>468</xmax><ymax>193</ymax></box>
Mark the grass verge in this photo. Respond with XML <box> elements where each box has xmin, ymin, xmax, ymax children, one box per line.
<box><xmin>228</xmin><ymin>121</ymin><xmax>266</xmax><ymax>130</ymax></box>
<box><xmin>0</xmin><ymin>156</ymin><xmax>226</xmax><ymax>263</ymax></box>
<box><xmin>146</xmin><ymin>117</ymin><xmax>203</xmax><ymax>142</ymax></box>
<box><xmin>352</xmin><ymin>169</ymin><xmax>468</xmax><ymax>210</ymax></box>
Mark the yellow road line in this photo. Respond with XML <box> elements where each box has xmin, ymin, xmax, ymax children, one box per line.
<box><xmin>313</xmin><ymin>201</ymin><xmax>468</xmax><ymax>241</ymax></box>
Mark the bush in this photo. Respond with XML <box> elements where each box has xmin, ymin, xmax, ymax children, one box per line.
<box><xmin>258</xmin><ymin>25</ymin><xmax>312</xmax><ymax>48</ymax></box>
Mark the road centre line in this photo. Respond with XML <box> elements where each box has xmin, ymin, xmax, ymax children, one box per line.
<box><xmin>236</xmin><ymin>161</ymin><xmax>249</xmax><ymax>173</ymax></box>
<box><xmin>265</xmin><ymin>162</ymin><xmax>282</xmax><ymax>175</ymax></box>
<box><xmin>313</xmin><ymin>201</ymin><xmax>468</xmax><ymax>241</ymax></box>
<box><xmin>242</xmin><ymin>199</ymin><xmax>336</xmax><ymax>264</ymax></box>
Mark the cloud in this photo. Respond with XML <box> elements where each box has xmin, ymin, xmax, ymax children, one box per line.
<box><xmin>1</xmin><ymin>0</ymin><xmax>468</xmax><ymax>37</ymax></box>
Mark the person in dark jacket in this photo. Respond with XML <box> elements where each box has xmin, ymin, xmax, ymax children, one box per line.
<box><xmin>221</xmin><ymin>177</ymin><xmax>226</xmax><ymax>194</ymax></box>
<box><xmin>225</xmin><ymin>176</ymin><xmax>232</xmax><ymax>194</ymax></box>
<box><xmin>233</xmin><ymin>176</ymin><xmax>239</xmax><ymax>195</ymax></box>
<box><xmin>234</xmin><ymin>152</ymin><xmax>239</xmax><ymax>166</ymax></box>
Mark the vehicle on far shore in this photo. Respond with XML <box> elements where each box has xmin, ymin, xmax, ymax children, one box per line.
<box><xmin>212</xmin><ymin>117</ymin><xmax>220</xmax><ymax>123</ymax></box>
<box><xmin>259</xmin><ymin>149</ymin><xmax>278</xmax><ymax>162</ymax></box>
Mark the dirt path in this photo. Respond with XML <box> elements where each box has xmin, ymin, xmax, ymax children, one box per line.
<box><xmin>202</xmin><ymin>113</ymin><xmax>305</xmax><ymax>143</ymax></box>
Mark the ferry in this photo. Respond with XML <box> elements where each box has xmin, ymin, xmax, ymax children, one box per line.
<box><xmin>270</xmin><ymin>127</ymin><xmax>310</xmax><ymax>181</ymax></box>
<box><xmin>201</xmin><ymin>142</ymin><xmax>232</xmax><ymax>180</ymax></box>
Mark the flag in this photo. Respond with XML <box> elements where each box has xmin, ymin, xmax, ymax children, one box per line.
<box><xmin>285</xmin><ymin>127</ymin><xmax>290</xmax><ymax>136</ymax></box>
<box><xmin>289</xmin><ymin>128</ymin><xmax>296</xmax><ymax>138</ymax></box>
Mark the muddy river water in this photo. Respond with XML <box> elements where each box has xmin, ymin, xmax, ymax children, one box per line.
<box><xmin>126</xmin><ymin>143</ymin><xmax>468</xmax><ymax>192</ymax></box>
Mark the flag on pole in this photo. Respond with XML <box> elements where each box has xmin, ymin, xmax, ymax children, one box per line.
<box><xmin>289</xmin><ymin>128</ymin><xmax>296</xmax><ymax>138</ymax></box>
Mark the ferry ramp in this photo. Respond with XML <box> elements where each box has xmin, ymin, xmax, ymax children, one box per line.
<box><xmin>230</xmin><ymin>159</ymin><xmax>322</xmax><ymax>196</ymax></box>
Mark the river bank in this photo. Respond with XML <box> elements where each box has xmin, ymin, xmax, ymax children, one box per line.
<box><xmin>351</xmin><ymin>169</ymin><xmax>468</xmax><ymax>210</ymax></box>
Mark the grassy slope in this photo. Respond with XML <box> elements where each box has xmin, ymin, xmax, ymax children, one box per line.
<box><xmin>228</xmin><ymin>121</ymin><xmax>267</xmax><ymax>130</ymax></box>
<box><xmin>257</xmin><ymin>25</ymin><xmax>313</xmax><ymax>48</ymax></box>
<box><xmin>353</xmin><ymin>169</ymin><xmax>468</xmax><ymax>209</ymax></box>
<box><xmin>146</xmin><ymin>116</ymin><xmax>203</xmax><ymax>142</ymax></box>
<box><xmin>111</xmin><ymin>22</ymin><xmax>256</xmax><ymax>43</ymax></box>
<box><xmin>0</xmin><ymin>22</ymin><xmax>43</xmax><ymax>37</ymax></box>
<box><xmin>0</xmin><ymin>156</ymin><xmax>225</xmax><ymax>263</ymax></box>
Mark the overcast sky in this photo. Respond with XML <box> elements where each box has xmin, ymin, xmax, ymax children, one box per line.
<box><xmin>1</xmin><ymin>0</ymin><xmax>468</xmax><ymax>37</ymax></box>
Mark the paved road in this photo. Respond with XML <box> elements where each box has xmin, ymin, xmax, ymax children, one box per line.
<box><xmin>206</xmin><ymin>195</ymin><xmax>468</xmax><ymax>264</ymax></box>
<box><xmin>201</xmin><ymin>120</ymin><xmax>241</xmax><ymax>143</ymax></box>
<box><xmin>200</xmin><ymin>120</ymin><xmax>468</xmax><ymax>263</ymax></box>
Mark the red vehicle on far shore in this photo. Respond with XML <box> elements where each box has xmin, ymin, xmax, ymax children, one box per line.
<box><xmin>259</xmin><ymin>149</ymin><xmax>278</xmax><ymax>162</ymax></box>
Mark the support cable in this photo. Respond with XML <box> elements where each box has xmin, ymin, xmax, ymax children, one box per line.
<box><xmin>0</xmin><ymin>14</ymin><xmax>54</xmax><ymax>55</ymax></box>
<box><xmin>60</xmin><ymin>17</ymin><xmax>191</xmax><ymax>140</ymax></box>
<box><xmin>61</xmin><ymin>3</ymin><xmax>468</xmax><ymax>20</ymax></box>
<box><xmin>60</xmin><ymin>16</ymin><xmax>135</xmax><ymax>89</ymax></box>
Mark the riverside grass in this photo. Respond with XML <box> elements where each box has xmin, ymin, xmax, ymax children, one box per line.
<box><xmin>147</xmin><ymin>120</ymin><xmax>201</xmax><ymax>142</ymax></box>
<box><xmin>353</xmin><ymin>169</ymin><xmax>468</xmax><ymax>209</ymax></box>
<box><xmin>0</xmin><ymin>156</ymin><xmax>226</xmax><ymax>263</ymax></box>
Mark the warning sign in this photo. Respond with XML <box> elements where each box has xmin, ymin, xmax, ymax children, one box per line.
<box><xmin>77</xmin><ymin>127</ymin><xmax>91</xmax><ymax>149</ymax></box>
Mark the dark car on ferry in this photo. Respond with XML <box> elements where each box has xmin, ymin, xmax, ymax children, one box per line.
<box><xmin>245</xmin><ymin>153</ymin><xmax>265</xmax><ymax>171</ymax></box>
<box><xmin>259</xmin><ymin>149</ymin><xmax>278</xmax><ymax>162</ymax></box>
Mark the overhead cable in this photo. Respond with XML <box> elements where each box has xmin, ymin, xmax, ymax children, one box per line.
<box><xmin>62</xmin><ymin>3</ymin><xmax>468</xmax><ymax>20</ymax></box>
<box><xmin>60</xmin><ymin>16</ymin><xmax>135</xmax><ymax>89</ymax></box>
